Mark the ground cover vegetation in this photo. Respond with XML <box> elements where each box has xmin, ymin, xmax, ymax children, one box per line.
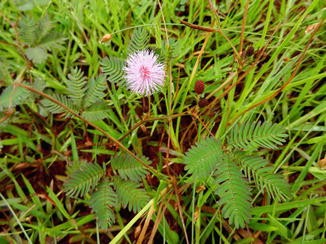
<box><xmin>0</xmin><ymin>0</ymin><xmax>325</xmax><ymax>243</ymax></box>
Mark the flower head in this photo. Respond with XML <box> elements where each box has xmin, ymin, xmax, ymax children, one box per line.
<box><xmin>124</xmin><ymin>50</ymin><xmax>165</xmax><ymax>95</ymax></box>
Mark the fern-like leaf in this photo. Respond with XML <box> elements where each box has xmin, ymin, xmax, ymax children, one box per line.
<box><xmin>236</xmin><ymin>153</ymin><xmax>291</xmax><ymax>201</ymax></box>
<box><xmin>214</xmin><ymin>154</ymin><xmax>252</xmax><ymax>229</ymax></box>
<box><xmin>34</xmin><ymin>15</ymin><xmax>54</xmax><ymax>44</ymax></box>
<box><xmin>0</xmin><ymin>84</ymin><xmax>32</xmax><ymax>112</ymax></box>
<box><xmin>114</xmin><ymin>178</ymin><xmax>150</xmax><ymax>212</ymax></box>
<box><xmin>19</xmin><ymin>17</ymin><xmax>38</xmax><ymax>45</ymax></box>
<box><xmin>111</xmin><ymin>153</ymin><xmax>151</xmax><ymax>182</ymax></box>
<box><xmin>64</xmin><ymin>161</ymin><xmax>105</xmax><ymax>198</ymax></box>
<box><xmin>65</xmin><ymin>68</ymin><xmax>87</xmax><ymax>107</ymax></box>
<box><xmin>89</xmin><ymin>180</ymin><xmax>117</xmax><ymax>229</ymax></box>
<box><xmin>18</xmin><ymin>15</ymin><xmax>65</xmax><ymax>64</ymax></box>
<box><xmin>40</xmin><ymin>93</ymin><xmax>76</xmax><ymax>117</ymax></box>
<box><xmin>37</xmin><ymin>30</ymin><xmax>65</xmax><ymax>51</ymax></box>
<box><xmin>25</xmin><ymin>47</ymin><xmax>48</xmax><ymax>64</ymax></box>
<box><xmin>184</xmin><ymin>137</ymin><xmax>222</xmax><ymax>183</ymax></box>
<box><xmin>228</xmin><ymin>121</ymin><xmax>287</xmax><ymax>150</ymax></box>
<box><xmin>101</xmin><ymin>57</ymin><xmax>124</xmax><ymax>84</ymax></box>
<box><xmin>83</xmin><ymin>75</ymin><xmax>107</xmax><ymax>108</ymax></box>
<box><xmin>128</xmin><ymin>28</ymin><xmax>149</xmax><ymax>53</ymax></box>
<box><xmin>81</xmin><ymin>107</ymin><xmax>110</xmax><ymax>121</ymax></box>
<box><xmin>0</xmin><ymin>112</ymin><xmax>7</xmax><ymax>126</ymax></box>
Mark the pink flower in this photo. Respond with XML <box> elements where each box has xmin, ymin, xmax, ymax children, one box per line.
<box><xmin>124</xmin><ymin>50</ymin><xmax>165</xmax><ymax>95</ymax></box>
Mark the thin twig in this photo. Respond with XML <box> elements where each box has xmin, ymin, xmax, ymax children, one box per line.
<box><xmin>180</xmin><ymin>20</ymin><xmax>241</xmax><ymax>63</ymax></box>
<box><xmin>118</xmin><ymin>113</ymin><xmax>186</xmax><ymax>141</ymax></box>
<box><xmin>180</xmin><ymin>19</ymin><xmax>218</xmax><ymax>32</ymax></box>
<box><xmin>17</xmin><ymin>83</ymin><xmax>162</xmax><ymax>177</ymax></box>
<box><xmin>239</xmin><ymin>0</ymin><xmax>249</xmax><ymax>59</ymax></box>
<box><xmin>229</xmin><ymin>19</ymin><xmax>323</xmax><ymax>124</ymax></box>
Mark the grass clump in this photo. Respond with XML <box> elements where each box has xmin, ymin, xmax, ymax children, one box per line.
<box><xmin>0</xmin><ymin>0</ymin><xmax>325</xmax><ymax>243</ymax></box>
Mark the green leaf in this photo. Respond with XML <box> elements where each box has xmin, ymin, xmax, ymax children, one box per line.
<box><xmin>37</xmin><ymin>30</ymin><xmax>65</xmax><ymax>51</ymax></box>
<box><xmin>236</xmin><ymin>153</ymin><xmax>291</xmax><ymax>201</ymax></box>
<box><xmin>81</xmin><ymin>103</ymin><xmax>110</xmax><ymax>121</ymax></box>
<box><xmin>214</xmin><ymin>153</ymin><xmax>252</xmax><ymax>229</ymax></box>
<box><xmin>111</xmin><ymin>152</ymin><xmax>151</xmax><ymax>182</ymax></box>
<box><xmin>101</xmin><ymin>56</ymin><xmax>124</xmax><ymax>84</ymax></box>
<box><xmin>18</xmin><ymin>14</ymin><xmax>64</xmax><ymax>51</ymax></box>
<box><xmin>19</xmin><ymin>17</ymin><xmax>38</xmax><ymax>45</ymax></box>
<box><xmin>17</xmin><ymin>0</ymin><xmax>50</xmax><ymax>11</ymax></box>
<box><xmin>47</xmin><ymin>187</ymin><xmax>72</xmax><ymax>220</ymax></box>
<box><xmin>228</xmin><ymin>121</ymin><xmax>288</xmax><ymax>150</ymax></box>
<box><xmin>64</xmin><ymin>161</ymin><xmax>105</xmax><ymax>198</ymax></box>
<box><xmin>40</xmin><ymin>93</ymin><xmax>76</xmax><ymax>117</ymax></box>
<box><xmin>127</xmin><ymin>28</ymin><xmax>149</xmax><ymax>53</ymax></box>
<box><xmin>25</xmin><ymin>47</ymin><xmax>48</xmax><ymax>64</ymax></box>
<box><xmin>65</xmin><ymin>68</ymin><xmax>87</xmax><ymax>107</ymax></box>
<box><xmin>0</xmin><ymin>84</ymin><xmax>32</xmax><ymax>112</ymax></box>
<box><xmin>114</xmin><ymin>178</ymin><xmax>150</xmax><ymax>212</ymax></box>
<box><xmin>89</xmin><ymin>180</ymin><xmax>117</xmax><ymax>229</ymax></box>
<box><xmin>184</xmin><ymin>137</ymin><xmax>222</xmax><ymax>183</ymax></box>
<box><xmin>83</xmin><ymin>75</ymin><xmax>107</xmax><ymax>108</ymax></box>
<box><xmin>35</xmin><ymin>15</ymin><xmax>54</xmax><ymax>44</ymax></box>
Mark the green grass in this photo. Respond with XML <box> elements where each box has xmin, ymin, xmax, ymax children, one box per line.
<box><xmin>1</xmin><ymin>0</ymin><xmax>325</xmax><ymax>243</ymax></box>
